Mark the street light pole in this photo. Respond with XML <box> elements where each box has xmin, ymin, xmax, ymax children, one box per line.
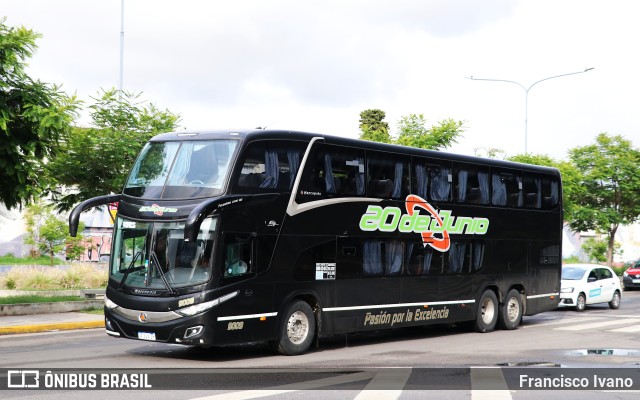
<box><xmin>468</xmin><ymin>67</ymin><xmax>594</xmax><ymax>154</ymax></box>
<box><xmin>119</xmin><ymin>0</ymin><xmax>125</xmax><ymax>95</ymax></box>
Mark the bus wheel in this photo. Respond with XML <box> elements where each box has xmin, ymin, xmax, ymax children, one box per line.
<box><xmin>272</xmin><ymin>300</ymin><xmax>316</xmax><ymax>356</ymax></box>
<box><xmin>474</xmin><ymin>290</ymin><xmax>498</xmax><ymax>333</ymax></box>
<box><xmin>498</xmin><ymin>289</ymin><xmax>523</xmax><ymax>330</ymax></box>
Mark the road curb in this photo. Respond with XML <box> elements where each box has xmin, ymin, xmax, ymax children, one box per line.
<box><xmin>0</xmin><ymin>320</ymin><xmax>105</xmax><ymax>335</ymax></box>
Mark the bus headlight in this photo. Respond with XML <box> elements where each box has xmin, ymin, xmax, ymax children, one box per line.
<box><xmin>105</xmin><ymin>297</ymin><xmax>119</xmax><ymax>310</ymax></box>
<box><xmin>176</xmin><ymin>299</ymin><xmax>219</xmax><ymax>317</ymax></box>
<box><xmin>560</xmin><ymin>287</ymin><xmax>574</xmax><ymax>293</ymax></box>
<box><xmin>175</xmin><ymin>291</ymin><xmax>239</xmax><ymax>317</ymax></box>
<box><xmin>623</xmin><ymin>271</ymin><xmax>629</xmax><ymax>277</ymax></box>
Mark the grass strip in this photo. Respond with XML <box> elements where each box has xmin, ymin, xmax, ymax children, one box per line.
<box><xmin>0</xmin><ymin>295</ymin><xmax>87</xmax><ymax>305</ymax></box>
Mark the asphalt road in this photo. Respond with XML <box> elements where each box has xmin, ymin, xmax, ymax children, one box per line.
<box><xmin>1</xmin><ymin>290</ymin><xmax>639</xmax><ymax>400</ymax></box>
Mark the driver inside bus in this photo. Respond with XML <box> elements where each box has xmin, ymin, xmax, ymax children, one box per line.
<box><xmin>186</xmin><ymin>144</ymin><xmax>219</xmax><ymax>185</ymax></box>
<box><xmin>225</xmin><ymin>243</ymin><xmax>248</xmax><ymax>276</ymax></box>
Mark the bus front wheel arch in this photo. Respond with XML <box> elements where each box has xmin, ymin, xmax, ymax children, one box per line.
<box><xmin>474</xmin><ymin>289</ymin><xmax>499</xmax><ymax>333</ymax></box>
<box><xmin>270</xmin><ymin>300</ymin><xmax>316</xmax><ymax>356</ymax></box>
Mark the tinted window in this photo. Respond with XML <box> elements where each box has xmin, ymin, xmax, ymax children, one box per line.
<box><xmin>297</xmin><ymin>144</ymin><xmax>365</xmax><ymax>203</ymax></box>
<box><xmin>405</xmin><ymin>240</ymin><xmax>484</xmax><ymax>276</ymax></box>
<box><xmin>491</xmin><ymin>170</ymin><xmax>522</xmax><ymax>207</ymax></box>
<box><xmin>363</xmin><ymin>240</ymin><xmax>404</xmax><ymax>276</ymax></box>
<box><xmin>367</xmin><ymin>152</ymin><xmax>410</xmax><ymax>199</ymax></box>
<box><xmin>454</xmin><ymin>164</ymin><xmax>490</xmax><ymax>205</ymax></box>
<box><xmin>222</xmin><ymin>233</ymin><xmax>254</xmax><ymax>282</ymax></box>
<box><xmin>523</xmin><ymin>174</ymin><xmax>559</xmax><ymax>209</ymax></box>
<box><xmin>234</xmin><ymin>141</ymin><xmax>305</xmax><ymax>193</ymax></box>
<box><xmin>599</xmin><ymin>268</ymin><xmax>613</xmax><ymax>280</ymax></box>
<box><xmin>413</xmin><ymin>158</ymin><xmax>451</xmax><ymax>202</ymax></box>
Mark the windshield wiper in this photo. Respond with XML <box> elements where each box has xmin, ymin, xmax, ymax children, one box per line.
<box><xmin>150</xmin><ymin>251</ymin><xmax>177</xmax><ymax>295</ymax></box>
<box><xmin>117</xmin><ymin>251</ymin><xmax>144</xmax><ymax>291</ymax></box>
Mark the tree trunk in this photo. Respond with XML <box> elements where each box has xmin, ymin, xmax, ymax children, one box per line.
<box><xmin>607</xmin><ymin>225</ymin><xmax>618</xmax><ymax>267</ymax></box>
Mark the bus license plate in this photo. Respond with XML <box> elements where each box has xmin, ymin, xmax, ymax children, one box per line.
<box><xmin>138</xmin><ymin>331</ymin><xmax>156</xmax><ymax>341</ymax></box>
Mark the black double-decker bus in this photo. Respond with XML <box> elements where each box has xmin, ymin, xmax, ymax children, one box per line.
<box><xmin>69</xmin><ymin>129</ymin><xmax>562</xmax><ymax>355</ymax></box>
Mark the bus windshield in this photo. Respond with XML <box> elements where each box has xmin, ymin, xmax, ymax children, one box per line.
<box><xmin>112</xmin><ymin>216</ymin><xmax>217</xmax><ymax>290</ymax></box>
<box><xmin>124</xmin><ymin>140</ymin><xmax>238</xmax><ymax>199</ymax></box>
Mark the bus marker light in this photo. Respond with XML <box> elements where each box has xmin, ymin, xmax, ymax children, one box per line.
<box><xmin>260</xmin><ymin>316</ymin><xmax>267</xmax><ymax>321</ymax></box>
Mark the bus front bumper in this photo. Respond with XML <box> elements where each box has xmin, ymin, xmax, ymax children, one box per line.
<box><xmin>104</xmin><ymin>308</ymin><xmax>214</xmax><ymax>346</ymax></box>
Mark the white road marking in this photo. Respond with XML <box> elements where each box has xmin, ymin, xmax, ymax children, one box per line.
<box><xmin>353</xmin><ymin>368</ymin><xmax>412</xmax><ymax>400</ymax></box>
<box><xmin>555</xmin><ymin>318</ymin><xmax>640</xmax><ymax>331</ymax></box>
<box><xmin>188</xmin><ymin>371</ymin><xmax>375</xmax><ymax>400</ymax></box>
<box><xmin>470</xmin><ymin>367</ymin><xmax>512</xmax><ymax>400</ymax></box>
<box><xmin>523</xmin><ymin>316</ymin><xmax>602</xmax><ymax>328</ymax></box>
<box><xmin>607</xmin><ymin>324</ymin><xmax>640</xmax><ymax>333</ymax></box>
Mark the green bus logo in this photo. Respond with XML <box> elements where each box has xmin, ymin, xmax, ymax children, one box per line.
<box><xmin>359</xmin><ymin>194</ymin><xmax>489</xmax><ymax>252</ymax></box>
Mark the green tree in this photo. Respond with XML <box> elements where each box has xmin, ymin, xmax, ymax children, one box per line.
<box><xmin>38</xmin><ymin>215</ymin><xmax>69</xmax><ymax>266</ymax></box>
<box><xmin>64</xmin><ymin>232</ymin><xmax>86</xmax><ymax>262</ymax></box>
<box><xmin>0</xmin><ymin>18</ymin><xmax>79</xmax><ymax>209</ymax></box>
<box><xmin>46</xmin><ymin>88</ymin><xmax>180</xmax><ymax>210</ymax></box>
<box><xmin>24</xmin><ymin>201</ymin><xmax>49</xmax><ymax>258</ymax></box>
<box><xmin>396</xmin><ymin>114</ymin><xmax>464</xmax><ymax>150</ymax></box>
<box><xmin>24</xmin><ymin>201</ymin><xmax>84</xmax><ymax>265</ymax></box>
<box><xmin>359</xmin><ymin>109</ymin><xmax>391</xmax><ymax>143</ymax></box>
<box><xmin>567</xmin><ymin>133</ymin><xmax>640</xmax><ymax>267</ymax></box>
<box><xmin>582</xmin><ymin>237</ymin><xmax>621</xmax><ymax>264</ymax></box>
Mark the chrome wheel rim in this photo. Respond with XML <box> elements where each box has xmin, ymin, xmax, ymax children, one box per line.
<box><xmin>286</xmin><ymin>311</ymin><xmax>309</xmax><ymax>345</ymax></box>
<box><xmin>481</xmin><ymin>297</ymin><xmax>496</xmax><ymax>324</ymax></box>
<box><xmin>506</xmin><ymin>297</ymin><xmax>520</xmax><ymax>322</ymax></box>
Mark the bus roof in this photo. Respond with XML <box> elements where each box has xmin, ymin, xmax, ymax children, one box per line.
<box><xmin>150</xmin><ymin>129</ymin><xmax>561</xmax><ymax>177</ymax></box>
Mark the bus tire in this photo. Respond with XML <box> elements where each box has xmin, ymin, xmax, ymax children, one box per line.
<box><xmin>272</xmin><ymin>300</ymin><xmax>316</xmax><ymax>356</ymax></box>
<box><xmin>474</xmin><ymin>290</ymin><xmax>498</xmax><ymax>333</ymax></box>
<box><xmin>498</xmin><ymin>289</ymin><xmax>523</xmax><ymax>330</ymax></box>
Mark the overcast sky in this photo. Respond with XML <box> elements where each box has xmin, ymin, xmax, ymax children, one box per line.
<box><xmin>2</xmin><ymin>0</ymin><xmax>638</xmax><ymax>159</ymax></box>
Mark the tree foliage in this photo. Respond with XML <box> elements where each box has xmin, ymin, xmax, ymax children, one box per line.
<box><xmin>359</xmin><ymin>109</ymin><xmax>391</xmax><ymax>143</ymax></box>
<box><xmin>582</xmin><ymin>237</ymin><xmax>621</xmax><ymax>264</ymax></box>
<box><xmin>47</xmin><ymin>88</ymin><xmax>180</xmax><ymax>210</ymax></box>
<box><xmin>24</xmin><ymin>200</ymin><xmax>84</xmax><ymax>265</ymax></box>
<box><xmin>567</xmin><ymin>133</ymin><xmax>640</xmax><ymax>266</ymax></box>
<box><xmin>396</xmin><ymin>114</ymin><xmax>464</xmax><ymax>150</ymax></box>
<box><xmin>358</xmin><ymin>110</ymin><xmax>464</xmax><ymax>150</ymax></box>
<box><xmin>0</xmin><ymin>18</ymin><xmax>79</xmax><ymax>209</ymax></box>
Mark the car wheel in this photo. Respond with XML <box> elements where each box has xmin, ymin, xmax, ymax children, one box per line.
<box><xmin>498</xmin><ymin>289</ymin><xmax>523</xmax><ymax>330</ymax></box>
<box><xmin>575</xmin><ymin>293</ymin><xmax>586</xmax><ymax>312</ymax></box>
<box><xmin>271</xmin><ymin>300</ymin><xmax>316</xmax><ymax>356</ymax></box>
<box><xmin>608</xmin><ymin>290</ymin><xmax>621</xmax><ymax>309</ymax></box>
<box><xmin>474</xmin><ymin>290</ymin><xmax>498</xmax><ymax>333</ymax></box>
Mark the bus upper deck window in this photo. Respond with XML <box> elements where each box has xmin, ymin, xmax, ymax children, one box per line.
<box><xmin>297</xmin><ymin>144</ymin><xmax>365</xmax><ymax>202</ymax></box>
<box><xmin>492</xmin><ymin>171</ymin><xmax>522</xmax><ymax>207</ymax></box>
<box><xmin>367</xmin><ymin>152</ymin><xmax>409</xmax><ymax>199</ymax></box>
<box><xmin>235</xmin><ymin>141</ymin><xmax>305</xmax><ymax>193</ymax></box>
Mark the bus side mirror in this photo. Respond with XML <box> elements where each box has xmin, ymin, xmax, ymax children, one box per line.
<box><xmin>69</xmin><ymin>194</ymin><xmax>122</xmax><ymax>236</ymax></box>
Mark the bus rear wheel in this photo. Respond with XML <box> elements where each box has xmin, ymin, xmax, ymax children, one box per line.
<box><xmin>474</xmin><ymin>290</ymin><xmax>498</xmax><ymax>333</ymax></box>
<box><xmin>272</xmin><ymin>300</ymin><xmax>316</xmax><ymax>356</ymax></box>
<box><xmin>498</xmin><ymin>289</ymin><xmax>523</xmax><ymax>330</ymax></box>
